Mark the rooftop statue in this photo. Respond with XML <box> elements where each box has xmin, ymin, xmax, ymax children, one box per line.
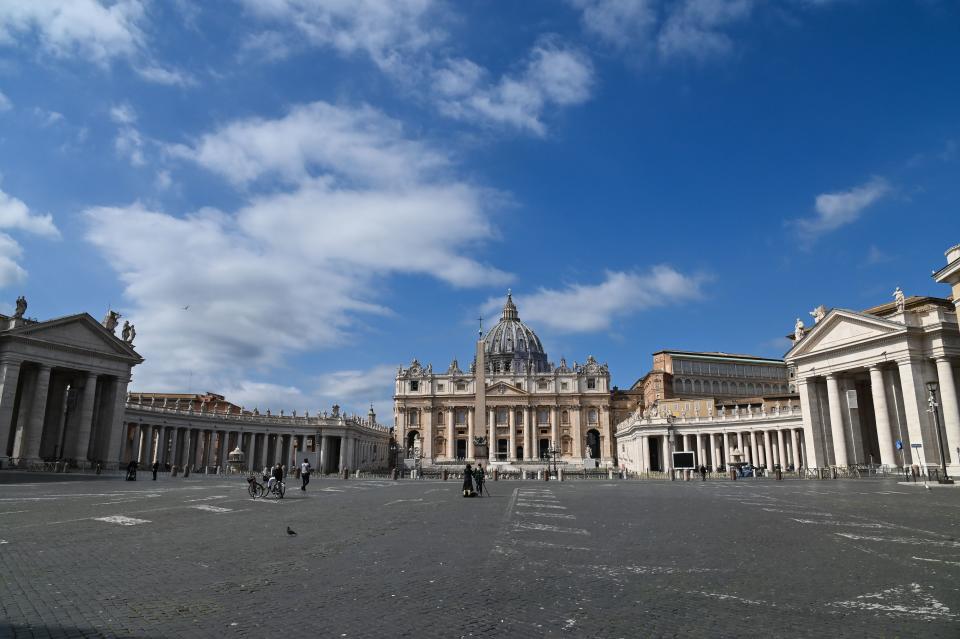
<box><xmin>893</xmin><ymin>286</ymin><xmax>905</xmax><ymax>312</ymax></box>
<box><xmin>13</xmin><ymin>295</ymin><xmax>26</xmax><ymax>319</ymax></box>
<box><xmin>102</xmin><ymin>309</ymin><xmax>121</xmax><ymax>333</ymax></box>
<box><xmin>794</xmin><ymin>318</ymin><xmax>805</xmax><ymax>341</ymax></box>
<box><xmin>809</xmin><ymin>305</ymin><xmax>826</xmax><ymax>324</ymax></box>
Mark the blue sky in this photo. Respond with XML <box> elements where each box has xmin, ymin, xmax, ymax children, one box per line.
<box><xmin>0</xmin><ymin>0</ymin><xmax>957</xmax><ymax>421</ymax></box>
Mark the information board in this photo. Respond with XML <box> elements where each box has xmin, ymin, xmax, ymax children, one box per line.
<box><xmin>672</xmin><ymin>451</ymin><xmax>696</xmax><ymax>469</ymax></box>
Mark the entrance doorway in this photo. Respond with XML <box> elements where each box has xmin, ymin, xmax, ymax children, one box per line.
<box><xmin>649</xmin><ymin>437</ymin><xmax>662</xmax><ymax>471</ymax></box>
<box><xmin>538</xmin><ymin>439</ymin><xmax>550</xmax><ymax>459</ymax></box>
<box><xmin>456</xmin><ymin>439</ymin><xmax>467</xmax><ymax>460</ymax></box>
<box><xmin>497</xmin><ymin>438</ymin><xmax>508</xmax><ymax>461</ymax></box>
<box><xmin>586</xmin><ymin>429</ymin><xmax>601</xmax><ymax>459</ymax></box>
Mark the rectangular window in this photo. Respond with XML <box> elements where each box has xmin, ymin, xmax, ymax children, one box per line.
<box><xmin>437</xmin><ymin>383</ymin><xmax>445</xmax><ymax>392</ymax></box>
<box><xmin>561</xmin><ymin>382</ymin><xmax>568</xmax><ymax>390</ymax></box>
<box><xmin>456</xmin><ymin>382</ymin><xmax>466</xmax><ymax>391</ymax></box>
<box><xmin>537</xmin><ymin>381</ymin><xmax>548</xmax><ymax>390</ymax></box>
<box><xmin>587</xmin><ymin>378</ymin><xmax>596</xmax><ymax>389</ymax></box>
<box><xmin>409</xmin><ymin>380</ymin><xmax>419</xmax><ymax>391</ymax></box>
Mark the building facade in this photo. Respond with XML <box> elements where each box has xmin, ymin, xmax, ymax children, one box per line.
<box><xmin>394</xmin><ymin>294</ymin><xmax>616</xmax><ymax>467</ymax></box>
<box><xmin>784</xmin><ymin>244</ymin><xmax>960</xmax><ymax>474</ymax></box>
<box><xmin>0</xmin><ymin>306</ymin><xmax>142</xmax><ymax>470</ymax></box>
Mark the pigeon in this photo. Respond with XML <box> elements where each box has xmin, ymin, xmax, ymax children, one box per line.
<box><xmin>287</xmin><ymin>526</ymin><xmax>297</xmax><ymax>536</ymax></box>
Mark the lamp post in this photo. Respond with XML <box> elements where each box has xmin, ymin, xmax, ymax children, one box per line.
<box><xmin>926</xmin><ymin>381</ymin><xmax>954</xmax><ymax>484</ymax></box>
<box><xmin>665</xmin><ymin>416</ymin><xmax>675</xmax><ymax>481</ymax></box>
<box><xmin>547</xmin><ymin>444</ymin><xmax>561</xmax><ymax>478</ymax></box>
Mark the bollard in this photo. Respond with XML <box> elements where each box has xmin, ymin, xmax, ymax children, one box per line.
<box><xmin>171</xmin><ymin>466</ymin><xmax>178</xmax><ymax>477</ymax></box>
<box><xmin>537</xmin><ymin>470</ymin><xmax>542</xmax><ymax>481</ymax></box>
<box><xmin>558</xmin><ymin>468</ymin><xmax>564</xmax><ymax>482</ymax></box>
<box><xmin>493</xmin><ymin>468</ymin><xmax>499</xmax><ymax>481</ymax></box>
<box><xmin>183</xmin><ymin>466</ymin><xmax>190</xmax><ymax>478</ymax></box>
<box><xmin>391</xmin><ymin>468</ymin><xmax>397</xmax><ymax>480</ymax></box>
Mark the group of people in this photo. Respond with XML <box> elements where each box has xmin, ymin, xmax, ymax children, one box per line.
<box><xmin>264</xmin><ymin>459</ymin><xmax>313</xmax><ymax>492</ymax></box>
<box><xmin>461</xmin><ymin>463</ymin><xmax>487</xmax><ymax>497</ymax></box>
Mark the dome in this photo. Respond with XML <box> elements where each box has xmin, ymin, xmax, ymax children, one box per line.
<box><xmin>483</xmin><ymin>292</ymin><xmax>549</xmax><ymax>373</ymax></box>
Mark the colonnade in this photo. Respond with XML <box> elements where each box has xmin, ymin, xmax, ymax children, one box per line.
<box><xmin>797</xmin><ymin>357</ymin><xmax>960</xmax><ymax>470</ymax></box>
<box><xmin>0</xmin><ymin>360</ymin><xmax>129</xmax><ymax>468</ymax></box>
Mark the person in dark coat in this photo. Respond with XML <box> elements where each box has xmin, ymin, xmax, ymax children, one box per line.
<box><xmin>462</xmin><ymin>464</ymin><xmax>475</xmax><ymax>497</ymax></box>
<box><xmin>474</xmin><ymin>464</ymin><xmax>486</xmax><ymax>496</ymax></box>
<box><xmin>151</xmin><ymin>461</ymin><xmax>159</xmax><ymax>481</ymax></box>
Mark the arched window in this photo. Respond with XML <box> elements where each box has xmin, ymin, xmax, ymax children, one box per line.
<box><xmin>588</xmin><ymin>409</ymin><xmax>598</xmax><ymax>424</ymax></box>
<box><xmin>538</xmin><ymin>408</ymin><xmax>549</xmax><ymax>424</ymax></box>
<box><xmin>515</xmin><ymin>409</ymin><xmax>524</xmax><ymax>424</ymax></box>
<box><xmin>561</xmin><ymin>410</ymin><xmax>569</xmax><ymax>424</ymax></box>
<box><xmin>436</xmin><ymin>411</ymin><xmax>444</xmax><ymax>425</ymax></box>
<box><xmin>409</xmin><ymin>411</ymin><xmax>419</xmax><ymax>426</ymax></box>
<box><xmin>497</xmin><ymin>408</ymin><xmax>508</xmax><ymax>424</ymax></box>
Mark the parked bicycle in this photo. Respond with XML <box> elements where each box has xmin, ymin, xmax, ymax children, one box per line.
<box><xmin>246</xmin><ymin>473</ymin><xmax>285</xmax><ymax>499</ymax></box>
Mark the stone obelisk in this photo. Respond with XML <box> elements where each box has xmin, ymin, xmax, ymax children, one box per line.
<box><xmin>475</xmin><ymin>327</ymin><xmax>489</xmax><ymax>463</ymax></box>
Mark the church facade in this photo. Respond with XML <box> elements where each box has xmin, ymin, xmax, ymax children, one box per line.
<box><xmin>393</xmin><ymin>294</ymin><xmax>615</xmax><ymax>467</ymax></box>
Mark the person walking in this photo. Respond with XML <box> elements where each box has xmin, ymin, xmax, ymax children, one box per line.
<box><xmin>152</xmin><ymin>461</ymin><xmax>159</xmax><ymax>481</ymax></box>
<box><xmin>300</xmin><ymin>458</ymin><xmax>311</xmax><ymax>491</ymax></box>
<box><xmin>462</xmin><ymin>463</ymin><xmax>475</xmax><ymax>497</ymax></box>
<box><xmin>699</xmin><ymin>464</ymin><xmax>707</xmax><ymax>481</ymax></box>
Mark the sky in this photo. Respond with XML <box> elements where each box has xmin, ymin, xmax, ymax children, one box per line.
<box><xmin>0</xmin><ymin>0</ymin><xmax>957</xmax><ymax>423</ymax></box>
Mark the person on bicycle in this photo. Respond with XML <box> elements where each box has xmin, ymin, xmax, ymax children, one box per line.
<box><xmin>267</xmin><ymin>463</ymin><xmax>283</xmax><ymax>492</ymax></box>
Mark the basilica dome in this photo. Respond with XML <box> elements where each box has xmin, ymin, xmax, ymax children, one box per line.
<box><xmin>483</xmin><ymin>292</ymin><xmax>550</xmax><ymax>373</ymax></box>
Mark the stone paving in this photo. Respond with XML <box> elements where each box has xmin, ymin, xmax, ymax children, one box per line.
<box><xmin>0</xmin><ymin>472</ymin><xmax>958</xmax><ymax>638</ymax></box>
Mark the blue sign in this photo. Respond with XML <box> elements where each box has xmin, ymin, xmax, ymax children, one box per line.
<box><xmin>896</xmin><ymin>439</ymin><xmax>902</xmax><ymax>450</ymax></box>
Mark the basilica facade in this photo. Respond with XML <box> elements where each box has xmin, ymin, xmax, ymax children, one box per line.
<box><xmin>393</xmin><ymin>293</ymin><xmax>615</xmax><ymax>467</ymax></box>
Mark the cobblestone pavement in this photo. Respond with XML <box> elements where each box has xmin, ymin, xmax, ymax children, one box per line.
<box><xmin>1</xmin><ymin>473</ymin><xmax>958</xmax><ymax>638</ymax></box>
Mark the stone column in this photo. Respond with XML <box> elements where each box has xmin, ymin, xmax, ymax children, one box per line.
<box><xmin>137</xmin><ymin>424</ymin><xmax>149</xmax><ymax>463</ymax></box>
<box><xmin>447</xmin><ymin>408</ymin><xmax>456</xmax><ymax>460</ymax></box>
<box><xmin>0</xmin><ymin>359</ymin><xmax>22</xmax><ymax>458</ymax></box>
<box><xmin>104</xmin><ymin>377</ymin><xmax>131</xmax><ymax>469</ymax></box>
<box><xmin>22</xmin><ymin>365</ymin><xmax>53</xmax><ymax>462</ymax></box>
<box><xmin>736</xmin><ymin>432</ymin><xmax>744</xmax><ymax>458</ymax></box>
<box><xmin>572</xmin><ymin>409</ymin><xmax>583</xmax><ymax>458</ymax></box>
<box><xmin>763</xmin><ymin>431</ymin><xmax>773</xmax><ymax>469</ymax></box>
<box><xmin>523</xmin><ymin>407</ymin><xmax>532</xmax><ymax>460</ymax></box>
<box><xmin>66</xmin><ymin>373</ymin><xmax>96</xmax><ymax>461</ymax></box>
<box><xmin>798</xmin><ymin>380</ymin><xmax>822</xmax><ymax>468</ymax></box>
<box><xmin>467</xmin><ymin>408</ymin><xmax>475</xmax><ymax>460</ymax></box>
<box><xmin>934</xmin><ymin>357</ymin><xmax>960</xmax><ymax>465</ymax></box>
<box><xmin>488</xmin><ymin>408</ymin><xmax>495</xmax><ymax>462</ymax></box>
<box><xmin>550</xmin><ymin>406</ymin><xmax>559</xmax><ymax>449</ymax></box>
<box><xmin>682</xmin><ymin>434</ymin><xmax>691</xmax><ymax>451</ymax></box>
<box><xmin>825</xmin><ymin>374</ymin><xmax>849</xmax><ymax>466</ymax></box>
<box><xmin>320</xmin><ymin>435</ymin><xmax>330</xmax><ymax>474</ymax></box>
<box><xmin>508</xmin><ymin>407</ymin><xmax>517</xmax><ymax>461</ymax></box>
<box><xmin>792</xmin><ymin>429</ymin><xmax>802</xmax><ymax>468</ymax></box>
<box><xmin>897</xmin><ymin>359</ymin><xmax>932</xmax><ymax>465</ymax></box>
<box><xmin>776</xmin><ymin>429</ymin><xmax>786</xmax><ymax>468</ymax></box>
<box><xmin>662</xmin><ymin>434</ymin><xmax>671</xmax><ymax>472</ymax></box>
<box><xmin>869</xmin><ymin>366</ymin><xmax>898</xmax><ymax>467</ymax></box>
<box><xmin>750</xmin><ymin>430</ymin><xmax>758</xmax><ymax>466</ymax></box>
<box><xmin>169</xmin><ymin>427</ymin><xmax>179</xmax><ymax>466</ymax></box>
<box><xmin>713</xmin><ymin>433</ymin><xmax>722</xmax><ymax>469</ymax></box>
<box><xmin>696</xmin><ymin>433</ymin><xmax>704</xmax><ymax>467</ymax></box>
<box><xmin>339</xmin><ymin>435</ymin><xmax>348</xmax><ymax>471</ymax></box>
<box><xmin>640</xmin><ymin>435</ymin><xmax>649</xmax><ymax>472</ymax></box>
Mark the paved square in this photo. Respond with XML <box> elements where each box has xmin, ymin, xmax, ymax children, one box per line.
<box><xmin>1</xmin><ymin>474</ymin><xmax>958</xmax><ymax>637</ymax></box>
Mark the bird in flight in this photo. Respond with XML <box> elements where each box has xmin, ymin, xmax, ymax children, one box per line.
<box><xmin>287</xmin><ymin>526</ymin><xmax>297</xmax><ymax>536</ymax></box>
<box><xmin>182</xmin><ymin>305</ymin><xmax>190</xmax><ymax>310</ymax></box>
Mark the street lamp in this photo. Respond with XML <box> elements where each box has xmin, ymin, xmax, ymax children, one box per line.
<box><xmin>926</xmin><ymin>381</ymin><xmax>954</xmax><ymax>484</ymax></box>
<box><xmin>665</xmin><ymin>416</ymin><xmax>675</xmax><ymax>481</ymax></box>
<box><xmin>547</xmin><ymin>444</ymin><xmax>561</xmax><ymax>478</ymax></box>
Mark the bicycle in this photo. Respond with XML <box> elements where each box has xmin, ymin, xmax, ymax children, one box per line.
<box><xmin>246</xmin><ymin>474</ymin><xmax>285</xmax><ymax>499</ymax></box>
<box><xmin>247</xmin><ymin>475</ymin><xmax>265</xmax><ymax>498</ymax></box>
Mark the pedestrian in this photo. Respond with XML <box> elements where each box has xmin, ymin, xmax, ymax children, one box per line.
<box><xmin>462</xmin><ymin>463</ymin><xmax>476</xmax><ymax>497</ymax></box>
<box><xmin>300</xmin><ymin>458</ymin><xmax>311</xmax><ymax>491</ymax></box>
<box><xmin>268</xmin><ymin>463</ymin><xmax>283</xmax><ymax>492</ymax></box>
<box><xmin>699</xmin><ymin>464</ymin><xmax>707</xmax><ymax>481</ymax></box>
<box><xmin>475</xmin><ymin>464</ymin><xmax>486</xmax><ymax>496</ymax></box>
<box><xmin>152</xmin><ymin>461</ymin><xmax>159</xmax><ymax>481</ymax></box>
<box><xmin>126</xmin><ymin>459</ymin><xmax>138</xmax><ymax>481</ymax></box>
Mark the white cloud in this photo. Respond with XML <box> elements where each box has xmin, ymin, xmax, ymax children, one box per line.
<box><xmin>0</xmin><ymin>188</ymin><xmax>60</xmax><ymax>288</ymax></box>
<box><xmin>434</xmin><ymin>40</ymin><xmax>595</xmax><ymax>136</ymax></box>
<box><xmin>87</xmin><ymin>101</ymin><xmax>510</xmax><ymax>399</ymax></box>
<box><xmin>315</xmin><ymin>364</ymin><xmax>398</xmax><ymax>422</ymax></box>
<box><xmin>485</xmin><ymin>266</ymin><xmax>706</xmax><ymax>333</ymax></box>
<box><xmin>110</xmin><ymin>103</ymin><xmax>145</xmax><ymax>166</ymax></box>
<box><xmin>0</xmin><ymin>0</ymin><xmax>146</xmax><ymax>66</ymax></box>
<box><xmin>110</xmin><ymin>103</ymin><xmax>137</xmax><ymax>125</ymax></box>
<box><xmin>33</xmin><ymin>108</ymin><xmax>64</xmax><ymax>126</ymax></box>
<box><xmin>168</xmin><ymin>101</ymin><xmax>448</xmax><ymax>186</ymax></box>
<box><xmin>0</xmin><ymin>90</ymin><xmax>11</xmax><ymax>111</ymax></box>
<box><xmin>569</xmin><ymin>0</ymin><xmax>659</xmax><ymax>50</ymax></box>
<box><xmin>657</xmin><ymin>0</ymin><xmax>754</xmax><ymax>61</ymax></box>
<box><xmin>235</xmin><ymin>0</ymin><xmax>443</xmax><ymax>72</ymax></box>
<box><xmin>0</xmin><ymin>188</ymin><xmax>60</xmax><ymax>238</ymax></box>
<box><xmin>794</xmin><ymin>177</ymin><xmax>891</xmax><ymax>238</ymax></box>
<box><xmin>135</xmin><ymin>64</ymin><xmax>196</xmax><ymax>87</ymax></box>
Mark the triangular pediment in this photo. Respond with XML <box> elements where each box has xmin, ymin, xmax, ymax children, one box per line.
<box><xmin>486</xmin><ymin>381</ymin><xmax>528</xmax><ymax>396</ymax></box>
<box><xmin>8</xmin><ymin>313</ymin><xmax>142</xmax><ymax>361</ymax></box>
<box><xmin>787</xmin><ymin>309</ymin><xmax>905</xmax><ymax>358</ymax></box>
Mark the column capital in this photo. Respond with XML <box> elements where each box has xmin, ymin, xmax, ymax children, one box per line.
<box><xmin>934</xmin><ymin>355</ymin><xmax>953</xmax><ymax>364</ymax></box>
<box><xmin>824</xmin><ymin>372</ymin><xmax>839</xmax><ymax>380</ymax></box>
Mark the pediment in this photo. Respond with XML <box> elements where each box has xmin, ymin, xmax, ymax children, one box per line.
<box><xmin>486</xmin><ymin>381</ymin><xmax>528</xmax><ymax>396</ymax></box>
<box><xmin>787</xmin><ymin>310</ymin><xmax>905</xmax><ymax>358</ymax></box>
<box><xmin>10</xmin><ymin>314</ymin><xmax>141</xmax><ymax>361</ymax></box>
